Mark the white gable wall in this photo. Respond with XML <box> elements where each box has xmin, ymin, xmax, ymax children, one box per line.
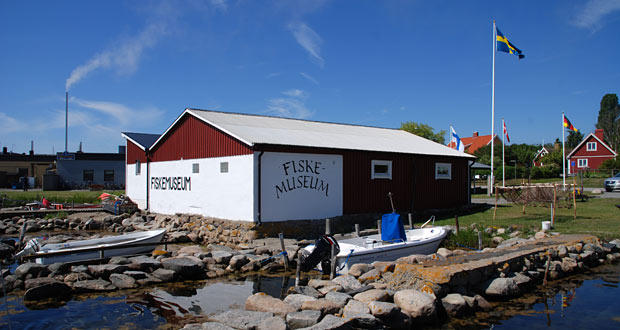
<box><xmin>126</xmin><ymin>162</ymin><xmax>148</xmax><ymax>209</ymax></box>
<box><xmin>148</xmin><ymin>155</ymin><xmax>254</xmax><ymax>221</ymax></box>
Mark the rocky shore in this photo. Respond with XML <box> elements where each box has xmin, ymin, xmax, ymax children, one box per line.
<box><xmin>1</xmin><ymin>212</ymin><xmax>619</xmax><ymax>329</ymax></box>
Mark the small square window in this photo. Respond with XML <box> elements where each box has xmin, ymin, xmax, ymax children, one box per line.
<box><xmin>586</xmin><ymin>142</ymin><xmax>597</xmax><ymax>151</ymax></box>
<box><xmin>83</xmin><ymin>170</ymin><xmax>94</xmax><ymax>181</ymax></box>
<box><xmin>577</xmin><ymin>159</ymin><xmax>588</xmax><ymax>168</ymax></box>
<box><xmin>371</xmin><ymin>160</ymin><xmax>392</xmax><ymax>179</ymax></box>
<box><xmin>220</xmin><ymin>162</ymin><xmax>229</xmax><ymax>173</ymax></box>
<box><xmin>192</xmin><ymin>163</ymin><xmax>199</xmax><ymax>173</ymax></box>
<box><xmin>435</xmin><ymin>163</ymin><xmax>452</xmax><ymax>180</ymax></box>
<box><xmin>135</xmin><ymin>160</ymin><xmax>141</xmax><ymax>175</ymax></box>
<box><xmin>104</xmin><ymin>170</ymin><xmax>114</xmax><ymax>182</ymax></box>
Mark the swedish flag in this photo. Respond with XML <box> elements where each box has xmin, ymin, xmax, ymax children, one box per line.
<box><xmin>496</xmin><ymin>27</ymin><xmax>524</xmax><ymax>60</ymax></box>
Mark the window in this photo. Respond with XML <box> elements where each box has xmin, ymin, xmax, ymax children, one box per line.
<box><xmin>192</xmin><ymin>163</ymin><xmax>199</xmax><ymax>173</ymax></box>
<box><xmin>220</xmin><ymin>162</ymin><xmax>229</xmax><ymax>173</ymax></box>
<box><xmin>135</xmin><ymin>160</ymin><xmax>141</xmax><ymax>175</ymax></box>
<box><xmin>104</xmin><ymin>170</ymin><xmax>115</xmax><ymax>182</ymax></box>
<box><xmin>587</xmin><ymin>142</ymin><xmax>597</xmax><ymax>151</ymax></box>
<box><xmin>371</xmin><ymin>160</ymin><xmax>392</xmax><ymax>179</ymax></box>
<box><xmin>577</xmin><ymin>159</ymin><xmax>588</xmax><ymax>168</ymax></box>
<box><xmin>435</xmin><ymin>163</ymin><xmax>452</xmax><ymax>180</ymax></box>
<box><xmin>83</xmin><ymin>170</ymin><xmax>94</xmax><ymax>181</ymax></box>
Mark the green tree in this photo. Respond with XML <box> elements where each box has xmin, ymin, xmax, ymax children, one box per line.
<box><xmin>566</xmin><ymin>130</ymin><xmax>584</xmax><ymax>149</ymax></box>
<box><xmin>400</xmin><ymin>122</ymin><xmax>446</xmax><ymax>144</ymax></box>
<box><xmin>595</xmin><ymin>93</ymin><xmax>620</xmax><ymax>152</ymax></box>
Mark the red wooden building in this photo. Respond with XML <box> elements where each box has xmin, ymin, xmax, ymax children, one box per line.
<box><xmin>123</xmin><ymin>109</ymin><xmax>475</xmax><ymax>223</ymax></box>
<box><xmin>567</xmin><ymin>129</ymin><xmax>617</xmax><ymax>173</ymax></box>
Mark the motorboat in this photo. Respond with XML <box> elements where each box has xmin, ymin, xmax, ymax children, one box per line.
<box><xmin>15</xmin><ymin>229</ymin><xmax>166</xmax><ymax>265</ymax></box>
<box><xmin>301</xmin><ymin>213</ymin><xmax>447</xmax><ymax>274</ymax></box>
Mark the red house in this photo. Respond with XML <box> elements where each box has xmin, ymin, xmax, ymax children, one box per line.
<box><xmin>447</xmin><ymin>132</ymin><xmax>501</xmax><ymax>155</ymax></box>
<box><xmin>567</xmin><ymin>129</ymin><xmax>617</xmax><ymax>173</ymax></box>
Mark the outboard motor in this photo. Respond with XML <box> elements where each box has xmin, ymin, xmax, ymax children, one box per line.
<box><xmin>14</xmin><ymin>238</ymin><xmax>41</xmax><ymax>259</ymax></box>
<box><xmin>300</xmin><ymin>235</ymin><xmax>340</xmax><ymax>274</ymax></box>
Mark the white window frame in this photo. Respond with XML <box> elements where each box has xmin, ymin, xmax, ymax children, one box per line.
<box><xmin>577</xmin><ymin>159</ymin><xmax>588</xmax><ymax>168</ymax></box>
<box><xmin>135</xmin><ymin>160</ymin><xmax>141</xmax><ymax>175</ymax></box>
<box><xmin>371</xmin><ymin>160</ymin><xmax>392</xmax><ymax>180</ymax></box>
<box><xmin>586</xmin><ymin>142</ymin><xmax>597</xmax><ymax>151</ymax></box>
<box><xmin>435</xmin><ymin>163</ymin><xmax>452</xmax><ymax>180</ymax></box>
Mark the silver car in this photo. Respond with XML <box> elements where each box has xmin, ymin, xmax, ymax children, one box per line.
<box><xmin>604</xmin><ymin>172</ymin><xmax>620</xmax><ymax>192</ymax></box>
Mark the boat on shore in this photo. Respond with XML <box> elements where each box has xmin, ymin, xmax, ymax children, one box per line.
<box><xmin>301</xmin><ymin>213</ymin><xmax>447</xmax><ymax>274</ymax></box>
<box><xmin>15</xmin><ymin>229</ymin><xmax>166</xmax><ymax>265</ymax></box>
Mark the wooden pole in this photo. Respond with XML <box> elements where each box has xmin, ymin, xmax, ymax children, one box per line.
<box><xmin>279</xmin><ymin>233</ymin><xmax>289</xmax><ymax>272</ymax></box>
<box><xmin>408</xmin><ymin>213</ymin><xmax>413</xmax><ymax>229</ymax></box>
<box><xmin>477</xmin><ymin>231</ymin><xmax>482</xmax><ymax>250</ymax></box>
<box><xmin>377</xmin><ymin>219</ymin><xmax>382</xmax><ymax>236</ymax></box>
<box><xmin>330</xmin><ymin>243</ymin><xmax>336</xmax><ymax>280</ymax></box>
<box><xmin>552</xmin><ymin>184</ymin><xmax>557</xmax><ymax>227</ymax></box>
<box><xmin>543</xmin><ymin>254</ymin><xmax>551</xmax><ymax>286</ymax></box>
<box><xmin>572</xmin><ymin>175</ymin><xmax>577</xmax><ymax>219</ymax></box>
<box><xmin>355</xmin><ymin>224</ymin><xmax>360</xmax><ymax>237</ymax></box>
<box><xmin>295</xmin><ymin>250</ymin><xmax>301</xmax><ymax>287</ymax></box>
<box><xmin>493</xmin><ymin>185</ymin><xmax>498</xmax><ymax>221</ymax></box>
<box><xmin>455</xmin><ymin>214</ymin><xmax>460</xmax><ymax>233</ymax></box>
<box><xmin>325</xmin><ymin>218</ymin><xmax>331</xmax><ymax>235</ymax></box>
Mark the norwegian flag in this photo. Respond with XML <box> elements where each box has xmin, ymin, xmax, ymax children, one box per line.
<box><xmin>503</xmin><ymin>120</ymin><xmax>510</xmax><ymax>143</ymax></box>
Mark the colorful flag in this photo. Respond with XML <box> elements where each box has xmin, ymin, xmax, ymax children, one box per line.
<box><xmin>503</xmin><ymin>120</ymin><xmax>510</xmax><ymax>143</ymax></box>
<box><xmin>450</xmin><ymin>126</ymin><xmax>464</xmax><ymax>152</ymax></box>
<box><xmin>563</xmin><ymin>115</ymin><xmax>578</xmax><ymax>132</ymax></box>
<box><xmin>496</xmin><ymin>27</ymin><xmax>525</xmax><ymax>59</ymax></box>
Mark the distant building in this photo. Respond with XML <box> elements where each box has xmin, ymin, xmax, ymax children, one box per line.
<box><xmin>447</xmin><ymin>132</ymin><xmax>501</xmax><ymax>154</ymax></box>
<box><xmin>532</xmin><ymin>146</ymin><xmax>550</xmax><ymax>167</ymax></box>
<box><xmin>0</xmin><ymin>147</ymin><xmax>54</xmax><ymax>188</ymax></box>
<box><xmin>567</xmin><ymin>129</ymin><xmax>617</xmax><ymax>174</ymax></box>
<box><xmin>123</xmin><ymin>109</ymin><xmax>476</xmax><ymax>223</ymax></box>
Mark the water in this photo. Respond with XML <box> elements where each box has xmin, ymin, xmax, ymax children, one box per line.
<box><xmin>1</xmin><ymin>265</ymin><xmax>619</xmax><ymax>330</ymax></box>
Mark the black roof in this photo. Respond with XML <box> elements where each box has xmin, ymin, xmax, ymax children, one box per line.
<box><xmin>122</xmin><ymin>132</ymin><xmax>161</xmax><ymax>149</ymax></box>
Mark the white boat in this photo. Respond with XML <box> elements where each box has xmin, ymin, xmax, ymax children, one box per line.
<box><xmin>303</xmin><ymin>227</ymin><xmax>447</xmax><ymax>274</ymax></box>
<box><xmin>16</xmin><ymin>229</ymin><xmax>166</xmax><ymax>265</ymax></box>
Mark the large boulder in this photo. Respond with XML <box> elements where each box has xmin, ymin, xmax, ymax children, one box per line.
<box><xmin>286</xmin><ymin>310</ymin><xmax>322</xmax><ymax>329</ymax></box>
<box><xmin>324</xmin><ymin>292</ymin><xmax>352</xmax><ymax>307</ymax></box>
<box><xmin>348</xmin><ymin>264</ymin><xmax>370</xmax><ymax>277</ymax></box>
<box><xmin>211</xmin><ymin>309</ymin><xmax>273</xmax><ymax>330</ymax></box>
<box><xmin>393</xmin><ymin>289</ymin><xmax>438</xmax><ymax>324</ymax></box>
<box><xmin>284</xmin><ymin>294</ymin><xmax>318</xmax><ymax>310</ymax></box>
<box><xmin>23</xmin><ymin>281</ymin><xmax>72</xmax><ymax>301</ymax></box>
<box><xmin>353</xmin><ymin>289</ymin><xmax>389</xmax><ymax>302</ymax></box>
<box><xmin>301</xmin><ymin>299</ymin><xmax>342</xmax><ymax>316</ymax></box>
<box><xmin>109</xmin><ymin>273</ymin><xmax>137</xmax><ymax>289</ymax></box>
<box><xmin>24</xmin><ymin>277</ymin><xmax>59</xmax><ymax>290</ymax></box>
<box><xmin>245</xmin><ymin>292</ymin><xmax>297</xmax><ymax>317</ymax></box>
<box><xmin>331</xmin><ymin>275</ymin><xmax>362</xmax><ymax>293</ymax></box>
<box><xmin>152</xmin><ymin>268</ymin><xmax>176</xmax><ymax>282</ymax></box>
<box><xmin>15</xmin><ymin>263</ymin><xmax>47</xmax><ymax>279</ymax></box>
<box><xmin>441</xmin><ymin>293</ymin><xmax>469</xmax><ymax>317</ymax></box>
<box><xmin>287</xmin><ymin>286</ymin><xmax>322</xmax><ymax>298</ymax></box>
<box><xmin>88</xmin><ymin>264</ymin><xmax>128</xmax><ymax>280</ymax></box>
<box><xmin>478</xmin><ymin>277</ymin><xmax>520</xmax><ymax>298</ymax></box>
<box><xmin>211</xmin><ymin>251</ymin><xmax>233</xmax><ymax>264</ymax></box>
<box><xmin>343</xmin><ymin>300</ymin><xmax>370</xmax><ymax>316</ymax></box>
<box><xmin>228</xmin><ymin>254</ymin><xmax>250</xmax><ymax>270</ymax></box>
<box><xmin>257</xmin><ymin>316</ymin><xmax>287</xmax><ymax>330</ymax></box>
<box><xmin>128</xmin><ymin>256</ymin><xmax>162</xmax><ymax>271</ymax></box>
<box><xmin>72</xmin><ymin>279</ymin><xmax>117</xmax><ymax>293</ymax></box>
<box><xmin>367</xmin><ymin>301</ymin><xmax>399</xmax><ymax>318</ymax></box>
<box><xmin>302</xmin><ymin>314</ymin><xmax>354</xmax><ymax>330</ymax></box>
<box><xmin>161</xmin><ymin>256</ymin><xmax>203</xmax><ymax>279</ymax></box>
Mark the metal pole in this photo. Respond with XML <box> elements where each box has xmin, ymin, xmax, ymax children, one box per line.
<box><xmin>562</xmin><ymin>112</ymin><xmax>566</xmax><ymax>186</ymax></box>
<box><xmin>478</xmin><ymin>231</ymin><xmax>482</xmax><ymax>250</ymax></box>
<box><xmin>330</xmin><ymin>243</ymin><xmax>336</xmax><ymax>280</ymax></box>
<box><xmin>65</xmin><ymin>91</ymin><xmax>68</xmax><ymax>152</ymax></box>
<box><xmin>502</xmin><ymin>118</ymin><xmax>505</xmax><ymax>187</ymax></box>
<box><xmin>325</xmin><ymin>218</ymin><xmax>331</xmax><ymax>235</ymax></box>
<box><xmin>377</xmin><ymin>219</ymin><xmax>382</xmax><ymax>236</ymax></box>
<box><xmin>408</xmin><ymin>213</ymin><xmax>413</xmax><ymax>229</ymax></box>
<box><xmin>490</xmin><ymin>20</ymin><xmax>497</xmax><ymax>192</ymax></box>
<box><xmin>355</xmin><ymin>224</ymin><xmax>360</xmax><ymax>237</ymax></box>
<box><xmin>295</xmin><ymin>251</ymin><xmax>301</xmax><ymax>287</ymax></box>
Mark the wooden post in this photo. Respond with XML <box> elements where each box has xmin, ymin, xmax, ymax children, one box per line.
<box><xmin>572</xmin><ymin>176</ymin><xmax>577</xmax><ymax>219</ymax></box>
<box><xmin>355</xmin><ymin>224</ymin><xmax>360</xmax><ymax>237</ymax></box>
<box><xmin>493</xmin><ymin>185</ymin><xmax>498</xmax><ymax>221</ymax></box>
<box><xmin>377</xmin><ymin>219</ymin><xmax>382</xmax><ymax>236</ymax></box>
<box><xmin>477</xmin><ymin>231</ymin><xmax>482</xmax><ymax>250</ymax></box>
<box><xmin>455</xmin><ymin>215</ymin><xmax>460</xmax><ymax>234</ymax></box>
<box><xmin>295</xmin><ymin>250</ymin><xmax>301</xmax><ymax>287</ymax></box>
<box><xmin>330</xmin><ymin>243</ymin><xmax>336</xmax><ymax>280</ymax></box>
<box><xmin>279</xmin><ymin>233</ymin><xmax>289</xmax><ymax>272</ymax></box>
<box><xmin>99</xmin><ymin>249</ymin><xmax>104</xmax><ymax>260</ymax></box>
<box><xmin>552</xmin><ymin>184</ymin><xmax>557</xmax><ymax>227</ymax></box>
<box><xmin>408</xmin><ymin>213</ymin><xmax>413</xmax><ymax>229</ymax></box>
<box><xmin>325</xmin><ymin>218</ymin><xmax>331</xmax><ymax>235</ymax></box>
<box><xmin>543</xmin><ymin>254</ymin><xmax>551</xmax><ymax>286</ymax></box>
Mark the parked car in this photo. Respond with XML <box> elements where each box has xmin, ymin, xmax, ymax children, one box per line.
<box><xmin>604</xmin><ymin>172</ymin><xmax>620</xmax><ymax>192</ymax></box>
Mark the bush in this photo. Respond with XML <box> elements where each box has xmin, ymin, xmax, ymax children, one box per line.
<box><xmin>442</xmin><ymin>226</ymin><xmax>494</xmax><ymax>250</ymax></box>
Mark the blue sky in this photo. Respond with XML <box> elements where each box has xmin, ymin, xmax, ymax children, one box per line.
<box><xmin>1</xmin><ymin>0</ymin><xmax>619</xmax><ymax>154</ymax></box>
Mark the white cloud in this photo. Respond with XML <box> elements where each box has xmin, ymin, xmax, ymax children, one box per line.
<box><xmin>0</xmin><ymin>112</ymin><xmax>24</xmax><ymax>133</ymax></box>
<box><xmin>266</xmin><ymin>72</ymin><xmax>281</xmax><ymax>79</ymax></box>
<box><xmin>572</xmin><ymin>0</ymin><xmax>620</xmax><ymax>30</ymax></box>
<box><xmin>71</xmin><ymin>97</ymin><xmax>164</xmax><ymax>127</ymax></box>
<box><xmin>282</xmin><ymin>89</ymin><xmax>307</xmax><ymax>98</ymax></box>
<box><xmin>300</xmin><ymin>72</ymin><xmax>319</xmax><ymax>85</ymax></box>
<box><xmin>289</xmin><ymin>22</ymin><xmax>324</xmax><ymax>67</ymax></box>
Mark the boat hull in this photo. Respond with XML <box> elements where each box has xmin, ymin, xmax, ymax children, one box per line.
<box><xmin>32</xmin><ymin>229</ymin><xmax>166</xmax><ymax>265</ymax></box>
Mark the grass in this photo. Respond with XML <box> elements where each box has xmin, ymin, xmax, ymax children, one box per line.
<box><xmin>0</xmin><ymin>190</ymin><xmax>125</xmax><ymax>207</ymax></box>
<box><xmin>433</xmin><ymin>196</ymin><xmax>620</xmax><ymax>241</ymax></box>
<box><xmin>473</xmin><ymin>177</ymin><xmax>608</xmax><ymax>189</ymax></box>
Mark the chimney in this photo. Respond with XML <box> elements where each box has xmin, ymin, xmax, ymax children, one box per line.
<box><xmin>594</xmin><ymin>129</ymin><xmax>604</xmax><ymax>140</ymax></box>
<box><xmin>29</xmin><ymin>140</ymin><xmax>34</xmax><ymax>156</ymax></box>
<box><xmin>2</xmin><ymin>147</ymin><xmax>6</xmax><ymax>154</ymax></box>
<box><xmin>473</xmin><ymin>132</ymin><xmax>479</xmax><ymax>137</ymax></box>
<box><xmin>118</xmin><ymin>145</ymin><xmax>126</xmax><ymax>154</ymax></box>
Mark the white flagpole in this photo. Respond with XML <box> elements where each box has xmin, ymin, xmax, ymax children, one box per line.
<box><xmin>502</xmin><ymin>118</ymin><xmax>505</xmax><ymax>187</ymax></box>
<box><xmin>562</xmin><ymin>112</ymin><xmax>566</xmax><ymax>186</ymax></box>
<box><xmin>491</xmin><ymin>20</ymin><xmax>496</xmax><ymax>194</ymax></box>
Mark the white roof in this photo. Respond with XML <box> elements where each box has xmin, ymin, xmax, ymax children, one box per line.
<box><xmin>153</xmin><ymin>108</ymin><xmax>474</xmax><ymax>159</ymax></box>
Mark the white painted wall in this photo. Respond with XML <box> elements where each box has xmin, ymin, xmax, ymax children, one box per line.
<box><xmin>260</xmin><ymin>152</ymin><xmax>343</xmax><ymax>222</ymax></box>
<box><xmin>148</xmin><ymin>155</ymin><xmax>254</xmax><ymax>221</ymax></box>
<box><xmin>126</xmin><ymin>162</ymin><xmax>148</xmax><ymax>209</ymax></box>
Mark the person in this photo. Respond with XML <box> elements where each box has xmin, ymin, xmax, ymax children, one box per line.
<box><xmin>19</xmin><ymin>176</ymin><xmax>27</xmax><ymax>191</ymax></box>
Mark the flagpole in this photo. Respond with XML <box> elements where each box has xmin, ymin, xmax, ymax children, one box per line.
<box><xmin>490</xmin><ymin>20</ymin><xmax>496</xmax><ymax>195</ymax></box>
<box><xmin>502</xmin><ymin>118</ymin><xmax>505</xmax><ymax>187</ymax></box>
<box><xmin>562</xmin><ymin>112</ymin><xmax>566</xmax><ymax>186</ymax></box>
